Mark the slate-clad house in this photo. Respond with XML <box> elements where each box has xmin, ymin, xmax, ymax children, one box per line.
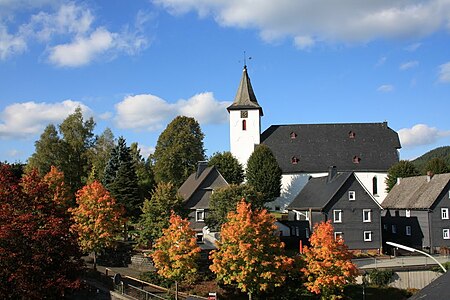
<box><xmin>228</xmin><ymin>66</ymin><xmax>401</xmax><ymax>211</ymax></box>
<box><xmin>382</xmin><ymin>173</ymin><xmax>450</xmax><ymax>254</ymax></box>
<box><xmin>286</xmin><ymin>167</ymin><xmax>383</xmax><ymax>252</ymax></box>
<box><xmin>178</xmin><ymin>162</ymin><xmax>228</xmax><ymax>249</ymax></box>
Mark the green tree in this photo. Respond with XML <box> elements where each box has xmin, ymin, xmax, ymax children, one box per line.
<box><xmin>205</xmin><ymin>184</ymin><xmax>264</xmax><ymax>230</ymax></box>
<box><xmin>422</xmin><ymin>157</ymin><xmax>450</xmax><ymax>175</ymax></box>
<box><xmin>26</xmin><ymin>124</ymin><xmax>62</xmax><ymax>175</ymax></box>
<box><xmin>246</xmin><ymin>144</ymin><xmax>282</xmax><ymax>203</ymax></box>
<box><xmin>130</xmin><ymin>142</ymin><xmax>155</xmax><ymax>201</ymax></box>
<box><xmin>58</xmin><ymin>107</ymin><xmax>95</xmax><ymax>195</ymax></box>
<box><xmin>90</xmin><ymin>128</ymin><xmax>115</xmax><ymax>183</ymax></box>
<box><xmin>210</xmin><ymin>200</ymin><xmax>293</xmax><ymax>300</ymax></box>
<box><xmin>151</xmin><ymin>212</ymin><xmax>201</xmax><ymax>286</ymax></box>
<box><xmin>137</xmin><ymin>182</ymin><xmax>185</xmax><ymax>248</ymax></box>
<box><xmin>385</xmin><ymin>160</ymin><xmax>419</xmax><ymax>192</ymax></box>
<box><xmin>208</xmin><ymin>151</ymin><xmax>244</xmax><ymax>185</ymax></box>
<box><xmin>153</xmin><ymin>116</ymin><xmax>205</xmax><ymax>188</ymax></box>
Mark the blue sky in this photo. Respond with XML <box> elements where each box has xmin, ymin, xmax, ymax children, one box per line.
<box><xmin>1</xmin><ymin>0</ymin><xmax>450</xmax><ymax>163</ymax></box>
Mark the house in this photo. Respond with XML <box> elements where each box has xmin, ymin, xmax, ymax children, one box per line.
<box><xmin>286</xmin><ymin>167</ymin><xmax>383</xmax><ymax>252</ymax></box>
<box><xmin>178</xmin><ymin>161</ymin><xmax>228</xmax><ymax>249</ymax></box>
<box><xmin>228</xmin><ymin>66</ymin><xmax>401</xmax><ymax>211</ymax></box>
<box><xmin>382</xmin><ymin>173</ymin><xmax>450</xmax><ymax>254</ymax></box>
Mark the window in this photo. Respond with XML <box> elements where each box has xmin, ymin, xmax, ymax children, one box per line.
<box><xmin>348</xmin><ymin>131</ymin><xmax>356</xmax><ymax>139</ymax></box>
<box><xmin>406</xmin><ymin>210</ymin><xmax>411</xmax><ymax>218</ymax></box>
<box><xmin>364</xmin><ymin>231</ymin><xmax>372</xmax><ymax>242</ymax></box>
<box><xmin>333</xmin><ymin>210</ymin><xmax>342</xmax><ymax>223</ymax></box>
<box><xmin>290</xmin><ymin>132</ymin><xmax>297</xmax><ymax>139</ymax></box>
<box><xmin>295</xmin><ymin>227</ymin><xmax>300</xmax><ymax>237</ymax></box>
<box><xmin>348</xmin><ymin>191</ymin><xmax>355</xmax><ymax>201</ymax></box>
<box><xmin>196</xmin><ymin>233</ymin><xmax>204</xmax><ymax>243</ymax></box>
<box><xmin>242</xmin><ymin>119</ymin><xmax>246</xmax><ymax>131</ymax></box>
<box><xmin>353</xmin><ymin>156</ymin><xmax>361</xmax><ymax>164</ymax></box>
<box><xmin>442</xmin><ymin>208</ymin><xmax>449</xmax><ymax>220</ymax></box>
<box><xmin>406</xmin><ymin>226</ymin><xmax>412</xmax><ymax>236</ymax></box>
<box><xmin>363</xmin><ymin>209</ymin><xmax>372</xmax><ymax>222</ymax></box>
<box><xmin>383</xmin><ymin>224</ymin><xmax>388</xmax><ymax>230</ymax></box>
<box><xmin>291</xmin><ymin>156</ymin><xmax>299</xmax><ymax>165</ymax></box>
<box><xmin>443</xmin><ymin>229</ymin><xmax>450</xmax><ymax>240</ymax></box>
<box><xmin>305</xmin><ymin>228</ymin><xmax>310</xmax><ymax>238</ymax></box>
<box><xmin>392</xmin><ymin>225</ymin><xmax>397</xmax><ymax>234</ymax></box>
<box><xmin>334</xmin><ymin>232</ymin><xmax>343</xmax><ymax>241</ymax></box>
<box><xmin>372</xmin><ymin>177</ymin><xmax>378</xmax><ymax>195</ymax></box>
<box><xmin>196</xmin><ymin>209</ymin><xmax>205</xmax><ymax>222</ymax></box>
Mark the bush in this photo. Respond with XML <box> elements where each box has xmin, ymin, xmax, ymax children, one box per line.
<box><xmin>368</xmin><ymin>269</ymin><xmax>394</xmax><ymax>286</ymax></box>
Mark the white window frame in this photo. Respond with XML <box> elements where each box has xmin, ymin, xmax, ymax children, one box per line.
<box><xmin>442</xmin><ymin>208</ymin><xmax>449</xmax><ymax>220</ymax></box>
<box><xmin>333</xmin><ymin>210</ymin><xmax>342</xmax><ymax>223</ymax></box>
<box><xmin>363</xmin><ymin>209</ymin><xmax>372</xmax><ymax>223</ymax></box>
<box><xmin>196</xmin><ymin>209</ymin><xmax>205</xmax><ymax>222</ymax></box>
<box><xmin>406</xmin><ymin>226</ymin><xmax>412</xmax><ymax>236</ymax></box>
<box><xmin>406</xmin><ymin>210</ymin><xmax>411</xmax><ymax>218</ymax></box>
<box><xmin>334</xmin><ymin>232</ymin><xmax>343</xmax><ymax>241</ymax></box>
<box><xmin>348</xmin><ymin>191</ymin><xmax>355</xmax><ymax>201</ymax></box>
<box><xmin>443</xmin><ymin>229</ymin><xmax>450</xmax><ymax>240</ymax></box>
<box><xmin>364</xmin><ymin>231</ymin><xmax>372</xmax><ymax>242</ymax></box>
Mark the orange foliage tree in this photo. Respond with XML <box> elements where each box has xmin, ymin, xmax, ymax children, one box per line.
<box><xmin>70</xmin><ymin>181</ymin><xmax>125</xmax><ymax>269</ymax></box>
<box><xmin>209</xmin><ymin>200</ymin><xmax>293</xmax><ymax>300</ymax></box>
<box><xmin>151</xmin><ymin>212</ymin><xmax>201</xmax><ymax>285</ymax></box>
<box><xmin>302</xmin><ymin>221</ymin><xmax>358</xmax><ymax>299</ymax></box>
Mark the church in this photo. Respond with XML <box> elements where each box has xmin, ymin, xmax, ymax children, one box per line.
<box><xmin>227</xmin><ymin>66</ymin><xmax>402</xmax><ymax>211</ymax></box>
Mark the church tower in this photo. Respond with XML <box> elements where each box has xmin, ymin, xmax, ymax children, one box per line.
<box><xmin>228</xmin><ymin>65</ymin><xmax>263</xmax><ymax>167</ymax></box>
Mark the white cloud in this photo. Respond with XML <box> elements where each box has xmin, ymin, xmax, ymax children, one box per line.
<box><xmin>0</xmin><ymin>25</ymin><xmax>27</xmax><ymax>59</ymax></box>
<box><xmin>438</xmin><ymin>62</ymin><xmax>450</xmax><ymax>83</ymax></box>
<box><xmin>114</xmin><ymin>92</ymin><xmax>231</xmax><ymax>131</ymax></box>
<box><xmin>0</xmin><ymin>100</ymin><xmax>92</xmax><ymax>139</ymax></box>
<box><xmin>375</xmin><ymin>56</ymin><xmax>387</xmax><ymax>67</ymax></box>
<box><xmin>294</xmin><ymin>35</ymin><xmax>315</xmax><ymax>49</ymax></box>
<box><xmin>377</xmin><ymin>84</ymin><xmax>394</xmax><ymax>92</ymax></box>
<box><xmin>404</xmin><ymin>42</ymin><xmax>422</xmax><ymax>51</ymax></box>
<box><xmin>399</xmin><ymin>124</ymin><xmax>450</xmax><ymax>147</ymax></box>
<box><xmin>400</xmin><ymin>60</ymin><xmax>419</xmax><ymax>70</ymax></box>
<box><xmin>155</xmin><ymin>0</ymin><xmax>450</xmax><ymax>46</ymax></box>
<box><xmin>49</xmin><ymin>28</ymin><xmax>114</xmax><ymax>67</ymax></box>
<box><xmin>138</xmin><ymin>145</ymin><xmax>155</xmax><ymax>159</ymax></box>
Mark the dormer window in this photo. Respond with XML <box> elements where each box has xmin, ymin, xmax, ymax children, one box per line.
<box><xmin>348</xmin><ymin>131</ymin><xmax>356</xmax><ymax>139</ymax></box>
<box><xmin>353</xmin><ymin>156</ymin><xmax>361</xmax><ymax>164</ymax></box>
<box><xmin>291</xmin><ymin>156</ymin><xmax>299</xmax><ymax>165</ymax></box>
<box><xmin>196</xmin><ymin>209</ymin><xmax>205</xmax><ymax>222</ymax></box>
<box><xmin>290</xmin><ymin>132</ymin><xmax>297</xmax><ymax>139</ymax></box>
<box><xmin>242</xmin><ymin>119</ymin><xmax>247</xmax><ymax>131</ymax></box>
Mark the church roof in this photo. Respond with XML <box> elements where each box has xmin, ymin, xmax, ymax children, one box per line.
<box><xmin>382</xmin><ymin>173</ymin><xmax>450</xmax><ymax>209</ymax></box>
<box><xmin>261</xmin><ymin>122</ymin><xmax>401</xmax><ymax>173</ymax></box>
<box><xmin>288</xmin><ymin>172</ymin><xmax>353</xmax><ymax>210</ymax></box>
<box><xmin>227</xmin><ymin>66</ymin><xmax>263</xmax><ymax>115</ymax></box>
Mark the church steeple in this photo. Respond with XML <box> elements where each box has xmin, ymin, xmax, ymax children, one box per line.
<box><xmin>228</xmin><ymin>66</ymin><xmax>263</xmax><ymax>167</ymax></box>
<box><xmin>227</xmin><ymin>66</ymin><xmax>263</xmax><ymax>116</ymax></box>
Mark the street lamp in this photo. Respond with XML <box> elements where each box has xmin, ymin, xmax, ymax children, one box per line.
<box><xmin>386</xmin><ymin>241</ymin><xmax>447</xmax><ymax>273</ymax></box>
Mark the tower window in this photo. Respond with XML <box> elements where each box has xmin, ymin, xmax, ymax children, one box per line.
<box><xmin>291</xmin><ymin>156</ymin><xmax>299</xmax><ymax>164</ymax></box>
<box><xmin>242</xmin><ymin>119</ymin><xmax>246</xmax><ymax>131</ymax></box>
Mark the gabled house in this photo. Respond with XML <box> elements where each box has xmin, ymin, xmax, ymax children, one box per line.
<box><xmin>228</xmin><ymin>66</ymin><xmax>401</xmax><ymax>212</ymax></box>
<box><xmin>382</xmin><ymin>173</ymin><xmax>450</xmax><ymax>254</ymax></box>
<box><xmin>286</xmin><ymin>167</ymin><xmax>383</xmax><ymax>252</ymax></box>
<box><xmin>178</xmin><ymin>161</ymin><xmax>228</xmax><ymax>249</ymax></box>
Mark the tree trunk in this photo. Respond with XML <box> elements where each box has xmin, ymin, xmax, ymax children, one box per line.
<box><xmin>248</xmin><ymin>291</ymin><xmax>252</xmax><ymax>300</ymax></box>
<box><xmin>93</xmin><ymin>251</ymin><xmax>97</xmax><ymax>271</ymax></box>
<box><xmin>175</xmin><ymin>281</ymin><xmax>178</xmax><ymax>300</ymax></box>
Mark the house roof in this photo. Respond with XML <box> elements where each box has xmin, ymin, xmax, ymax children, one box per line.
<box><xmin>227</xmin><ymin>66</ymin><xmax>263</xmax><ymax>115</ymax></box>
<box><xmin>261</xmin><ymin>122</ymin><xmax>401</xmax><ymax>173</ymax></box>
<box><xmin>178</xmin><ymin>166</ymin><xmax>217</xmax><ymax>202</ymax></box>
<box><xmin>287</xmin><ymin>172</ymin><xmax>353</xmax><ymax>210</ymax></box>
<box><xmin>409</xmin><ymin>270</ymin><xmax>450</xmax><ymax>300</ymax></box>
<box><xmin>382</xmin><ymin>173</ymin><xmax>450</xmax><ymax>209</ymax></box>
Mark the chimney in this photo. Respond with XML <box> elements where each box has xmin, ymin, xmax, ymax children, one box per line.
<box><xmin>397</xmin><ymin>177</ymin><xmax>401</xmax><ymax>185</ymax></box>
<box><xmin>427</xmin><ymin>171</ymin><xmax>434</xmax><ymax>182</ymax></box>
<box><xmin>196</xmin><ymin>161</ymin><xmax>208</xmax><ymax>179</ymax></box>
<box><xmin>327</xmin><ymin>166</ymin><xmax>337</xmax><ymax>182</ymax></box>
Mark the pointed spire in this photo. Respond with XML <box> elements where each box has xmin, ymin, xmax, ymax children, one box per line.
<box><xmin>227</xmin><ymin>66</ymin><xmax>263</xmax><ymax>115</ymax></box>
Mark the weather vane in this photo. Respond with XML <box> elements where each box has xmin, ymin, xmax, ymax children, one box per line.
<box><xmin>242</xmin><ymin>51</ymin><xmax>252</xmax><ymax>68</ymax></box>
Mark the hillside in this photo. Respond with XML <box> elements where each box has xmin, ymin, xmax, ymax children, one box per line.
<box><xmin>411</xmin><ymin>146</ymin><xmax>450</xmax><ymax>172</ymax></box>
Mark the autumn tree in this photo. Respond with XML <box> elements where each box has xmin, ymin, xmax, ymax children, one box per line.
<box><xmin>70</xmin><ymin>181</ymin><xmax>125</xmax><ymax>269</ymax></box>
<box><xmin>210</xmin><ymin>200</ymin><xmax>293</xmax><ymax>300</ymax></box>
<box><xmin>151</xmin><ymin>212</ymin><xmax>201</xmax><ymax>287</ymax></box>
<box><xmin>246</xmin><ymin>144</ymin><xmax>282</xmax><ymax>203</ymax></box>
<box><xmin>302</xmin><ymin>221</ymin><xmax>358</xmax><ymax>299</ymax></box>
<box><xmin>208</xmin><ymin>151</ymin><xmax>244</xmax><ymax>185</ymax></box>
<box><xmin>385</xmin><ymin>160</ymin><xmax>419</xmax><ymax>192</ymax></box>
<box><xmin>153</xmin><ymin>116</ymin><xmax>205</xmax><ymax>188</ymax></box>
<box><xmin>0</xmin><ymin>165</ymin><xmax>82</xmax><ymax>299</ymax></box>
<box><xmin>137</xmin><ymin>182</ymin><xmax>185</xmax><ymax>247</ymax></box>
<box><xmin>205</xmin><ymin>184</ymin><xmax>264</xmax><ymax>230</ymax></box>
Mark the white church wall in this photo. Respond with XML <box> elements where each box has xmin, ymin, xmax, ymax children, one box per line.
<box><xmin>354</xmin><ymin>172</ymin><xmax>389</xmax><ymax>204</ymax></box>
<box><xmin>229</xmin><ymin>109</ymin><xmax>260</xmax><ymax>168</ymax></box>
